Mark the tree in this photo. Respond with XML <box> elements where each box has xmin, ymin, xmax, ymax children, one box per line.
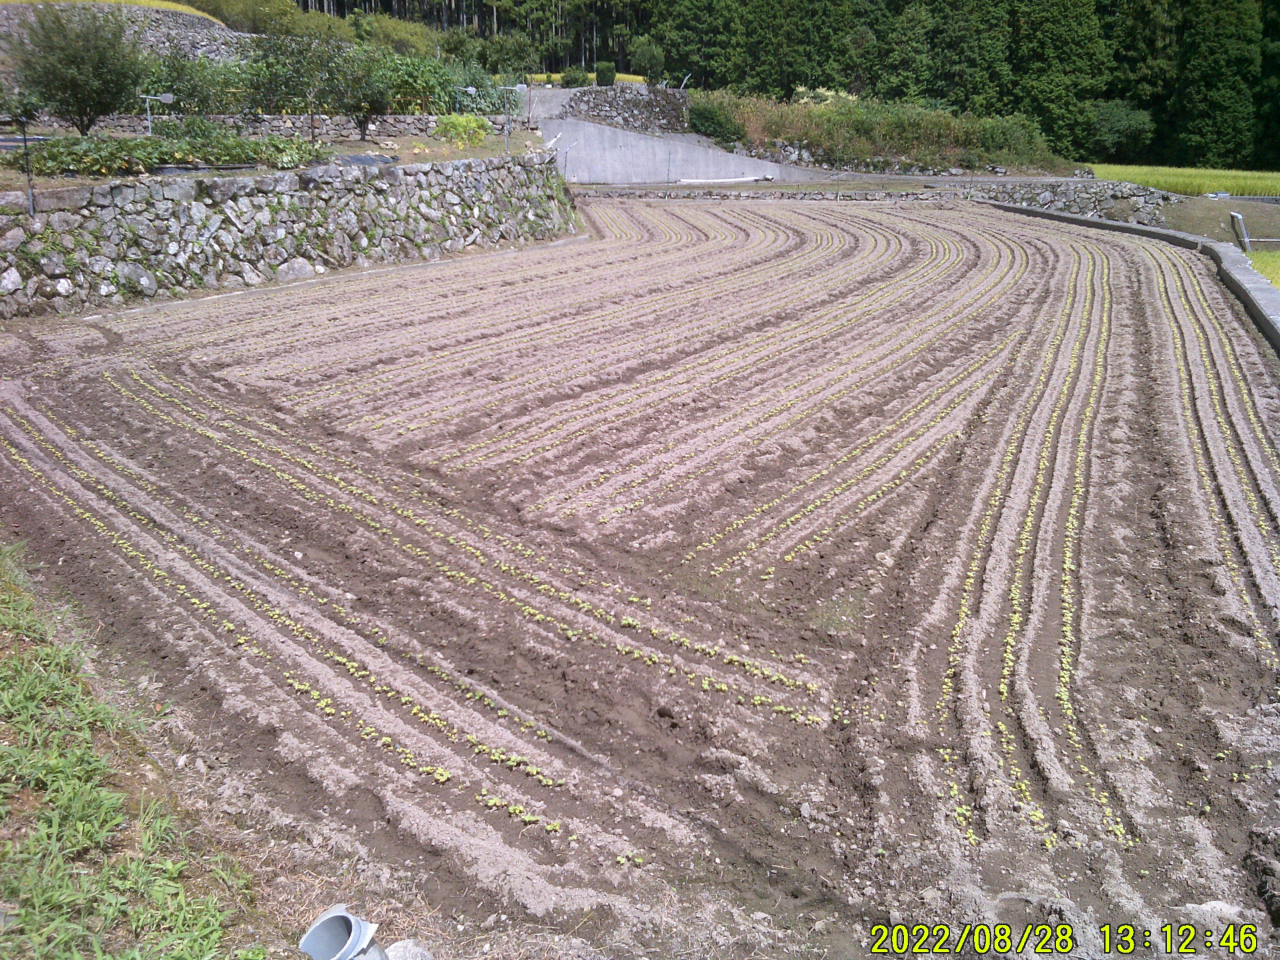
<box><xmin>1008</xmin><ymin>0</ymin><xmax>1109</xmax><ymax>156</ymax></box>
<box><xmin>1259</xmin><ymin>0</ymin><xmax>1280</xmax><ymax>167</ymax></box>
<box><xmin>1167</xmin><ymin>0</ymin><xmax>1261</xmax><ymax>166</ymax></box>
<box><xmin>630</xmin><ymin>34</ymin><xmax>665</xmax><ymax>85</ymax></box>
<box><xmin>3</xmin><ymin>4</ymin><xmax>144</xmax><ymax>136</ymax></box>
<box><xmin>332</xmin><ymin>46</ymin><xmax>396</xmax><ymax>141</ymax></box>
<box><xmin>926</xmin><ymin>0</ymin><xmax>1014</xmax><ymax>115</ymax></box>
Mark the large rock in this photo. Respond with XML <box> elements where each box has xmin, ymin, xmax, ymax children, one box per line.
<box><xmin>0</xmin><ymin>267</ymin><xmax>22</xmax><ymax>296</ymax></box>
<box><xmin>276</xmin><ymin>257</ymin><xmax>316</xmax><ymax>284</ymax></box>
<box><xmin>386</xmin><ymin>940</ymin><xmax>435</xmax><ymax>960</ymax></box>
<box><xmin>115</xmin><ymin>262</ymin><xmax>158</xmax><ymax>297</ymax></box>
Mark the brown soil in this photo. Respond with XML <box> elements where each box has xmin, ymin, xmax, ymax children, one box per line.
<box><xmin>2</xmin><ymin>200</ymin><xmax>1280</xmax><ymax>957</ymax></box>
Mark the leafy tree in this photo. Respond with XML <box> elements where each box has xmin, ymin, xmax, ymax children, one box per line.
<box><xmin>249</xmin><ymin>35</ymin><xmax>345</xmax><ymax>137</ymax></box>
<box><xmin>1259</xmin><ymin>0</ymin><xmax>1280</xmax><ymax>166</ymax></box>
<box><xmin>595</xmin><ymin>61</ymin><xmax>617</xmax><ymax>86</ymax></box>
<box><xmin>1167</xmin><ymin>0</ymin><xmax>1261</xmax><ymax>166</ymax></box>
<box><xmin>1088</xmin><ymin>99</ymin><xmax>1155</xmax><ymax>161</ymax></box>
<box><xmin>3</xmin><ymin>4</ymin><xmax>144</xmax><ymax>136</ymax></box>
<box><xmin>332</xmin><ymin>46</ymin><xmax>396</xmax><ymax>141</ymax></box>
<box><xmin>875</xmin><ymin>2</ymin><xmax>935</xmax><ymax>101</ymax></box>
<box><xmin>926</xmin><ymin>0</ymin><xmax>1014</xmax><ymax>115</ymax></box>
<box><xmin>630</xmin><ymin>34</ymin><xmax>665</xmax><ymax>85</ymax></box>
<box><xmin>1008</xmin><ymin>0</ymin><xmax>1109</xmax><ymax>156</ymax></box>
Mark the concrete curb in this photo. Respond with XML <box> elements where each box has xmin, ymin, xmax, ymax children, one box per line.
<box><xmin>986</xmin><ymin>201</ymin><xmax>1280</xmax><ymax>358</ymax></box>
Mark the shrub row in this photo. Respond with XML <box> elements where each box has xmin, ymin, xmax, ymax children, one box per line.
<box><xmin>692</xmin><ymin>89</ymin><xmax>1066</xmax><ymax>172</ymax></box>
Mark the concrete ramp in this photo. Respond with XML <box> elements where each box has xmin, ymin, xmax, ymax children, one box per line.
<box><xmin>540</xmin><ymin>119</ymin><xmax>829</xmax><ymax>186</ymax></box>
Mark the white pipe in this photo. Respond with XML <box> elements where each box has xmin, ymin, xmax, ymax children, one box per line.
<box><xmin>677</xmin><ymin>175</ymin><xmax>775</xmax><ymax>184</ymax></box>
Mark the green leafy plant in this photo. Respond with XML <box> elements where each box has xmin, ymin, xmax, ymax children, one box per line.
<box><xmin>629</xmin><ymin>35</ymin><xmax>664</xmax><ymax>85</ymax></box>
<box><xmin>689</xmin><ymin>102</ymin><xmax>745</xmax><ymax>144</ymax></box>
<box><xmin>331</xmin><ymin>46</ymin><xmax>396</xmax><ymax>141</ymax></box>
<box><xmin>560</xmin><ymin>64</ymin><xmax>591</xmax><ymax>88</ymax></box>
<box><xmin>594</xmin><ymin>61</ymin><xmax>617</xmax><ymax>87</ymax></box>
<box><xmin>2</xmin><ymin>4</ymin><xmax>145</xmax><ymax>135</ymax></box>
<box><xmin>435</xmin><ymin>113</ymin><xmax>492</xmax><ymax>148</ymax></box>
<box><xmin>0</xmin><ymin>124</ymin><xmax>328</xmax><ymax>176</ymax></box>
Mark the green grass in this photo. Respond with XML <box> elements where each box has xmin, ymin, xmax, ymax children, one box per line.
<box><xmin>1093</xmin><ymin>164</ymin><xmax>1280</xmax><ymax>197</ymax></box>
<box><xmin>1248</xmin><ymin>250</ymin><xmax>1280</xmax><ymax>287</ymax></box>
<box><xmin>0</xmin><ymin>0</ymin><xmax>223</xmax><ymax>23</ymax></box>
<box><xmin>0</xmin><ymin>541</ymin><xmax>257</xmax><ymax>959</ymax></box>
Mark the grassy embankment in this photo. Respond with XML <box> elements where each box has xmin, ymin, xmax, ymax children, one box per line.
<box><xmin>1093</xmin><ymin>164</ymin><xmax>1280</xmax><ymax>197</ymax></box>
<box><xmin>690</xmin><ymin>89</ymin><xmax>1074</xmax><ymax>174</ymax></box>
<box><xmin>0</xmin><ymin>0</ymin><xmax>222</xmax><ymax>22</ymax></box>
<box><xmin>0</xmin><ymin>542</ymin><xmax>266</xmax><ymax>960</ymax></box>
<box><xmin>1246</xmin><ymin>252</ymin><xmax>1280</xmax><ymax>286</ymax></box>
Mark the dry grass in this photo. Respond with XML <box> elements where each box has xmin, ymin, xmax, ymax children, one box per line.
<box><xmin>0</xmin><ymin>0</ymin><xmax>223</xmax><ymax>21</ymax></box>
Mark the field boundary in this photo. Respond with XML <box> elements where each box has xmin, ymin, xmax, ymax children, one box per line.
<box><xmin>0</xmin><ymin>152</ymin><xmax>573</xmax><ymax>319</ymax></box>
<box><xmin>986</xmin><ymin>200</ymin><xmax>1280</xmax><ymax>356</ymax></box>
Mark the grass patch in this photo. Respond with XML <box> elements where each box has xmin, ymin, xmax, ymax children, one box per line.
<box><xmin>1248</xmin><ymin>250</ymin><xmax>1280</xmax><ymax>287</ymax></box>
<box><xmin>0</xmin><ymin>0</ymin><xmax>223</xmax><ymax>24</ymax></box>
<box><xmin>0</xmin><ymin>541</ymin><xmax>260</xmax><ymax>959</ymax></box>
<box><xmin>691</xmin><ymin>89</ymin><xmax>1071</xmax><ymax>174</ymax></box>
<box><xmin>1093</xmin><ymin>165</ymin><xmax>1280</xmax><ymax>197</ymax></box>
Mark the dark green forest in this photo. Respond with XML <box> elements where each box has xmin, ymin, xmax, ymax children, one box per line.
<box><xmin>275</xmin><ymin>0</ymin><xmax>1278</xmax><ymax>166</ymax></box>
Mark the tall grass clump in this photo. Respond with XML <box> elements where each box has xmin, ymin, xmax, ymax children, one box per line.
<box><xmin>693</xmin><ymin>89</ymin><xmax>1067</xmax><ymax>172</ymax></box>
<box><xmin>1092</xmin><ymin>165</ymin><xmax>1280</xmax><ymax>197</ymax></box>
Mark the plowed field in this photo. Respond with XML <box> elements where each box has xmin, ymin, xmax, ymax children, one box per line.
<box><xmin>3</xmin><ymin>200</ymin><xmax>1280</xmax><ymax>956</ymax></box>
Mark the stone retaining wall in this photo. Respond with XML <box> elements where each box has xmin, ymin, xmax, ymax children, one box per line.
<box><xmin>557</xmin><ymin>85</ymin><xmax>689</xmax><ymax>134</ymax></box>
<box><xmin>582</xmin><ymin>178</ymin><xmax>1178</xmax><ymax>224</ymax></box>
<box><xmin>0</xmin><ymin>3</ymin><xmax>247</xmax><ymax>61</ymax></box>
<box><xmin>0</xmin><ymin>153</ymin><xmax>572</xmax><ymax>319</ymax></box>
<box><xmin>47</xmin><ymin>113</ymin><xmax>516</xmax><ymax>142</ymax></box>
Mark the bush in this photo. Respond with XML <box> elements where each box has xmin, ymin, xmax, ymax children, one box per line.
<box><xmin>1087</xmin><ymin>101</ymin><xmax>1155</xmax><ymax>163</ymax></box>
<box><xmin>560</xmin><ymin>64</ymin><xmax>591</xmax><ymax>88</ymax></box>
<box><xmin>185</xmin><ymin>0</ymin><xmax>301</xmax><ymax>34</ymax></box>
<box><xmin>350</xmin><ymin>10</ymin><xmax>430</xmax><ymax>55</ymax></box>
<box><xmin>629</xmin><ymin>35</ymin><xmax>664</xmax><ymax>85</ymax></box>
<box><xmin>435</xmin><ymin>114</ymin><xmax>491</xmax><ymax>148</ymax></box>
<box><xmin>247</xmin><ymin>34</ymin><xmax>348</xmax><ymax>123</ymax></box>
<box><xmin>482</xmin><ymin>32</ymin><xmax>537</xmax><ymax>75</ymax></box>
<box><xmin>689</xmin><ymin>102</ymin><xmax>745</xmax><ymax>143</ymax></box>
<box><xmin>690</xmin><ymin>89</ymin><xmax>1064</xmax><ymax>172</ymax></box>
<box><xmin>594</xmin><ymin>61</ymin><xmax>616</xmax><ymax>87</ymax></box>
<box><xmin>447</xmin><ymin>61</ymin><xmax>518</xmax><ymax>114</ymax></box>
<box><xmin>331</xmin><ymin>46</ymin><xmax>396</xmax><ymax>141</ymax></box>
<box><xmin>3</xmin><ymin>5</ymin><xmax>145</xmax><ymax>136</ymax></box>
<box><xmin>140</xmin><ymin>52</ymin><xmax>253</xmax><ymax>116</ymax></box>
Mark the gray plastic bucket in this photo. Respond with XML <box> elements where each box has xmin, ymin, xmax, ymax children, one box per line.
<box><xmin>299</xmin><ymin>904</ymin><xmax>389</xmax><ymax>960</ymax></box>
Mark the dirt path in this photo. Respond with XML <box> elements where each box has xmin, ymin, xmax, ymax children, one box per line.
<box><xmin>2</xmin><ymin>200</ymin><xmax>1279</xmax><ymax>957</ymax></box>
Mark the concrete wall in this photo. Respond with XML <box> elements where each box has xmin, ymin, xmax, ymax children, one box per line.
<box><xmin>0</xmin><ymin>153</ymin><xmax>571</xmax><ymax>319</ymax></box>
<box><xmin>541</xmin><ymin>120</ymin><xmax>832</xmax><ymax>185</ymax></box>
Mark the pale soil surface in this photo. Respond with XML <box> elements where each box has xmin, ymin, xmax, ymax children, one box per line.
<box><xmin>2</xmin><ymin>201</ymin><xmax>1280</xmax><ymax>957</ymax></box>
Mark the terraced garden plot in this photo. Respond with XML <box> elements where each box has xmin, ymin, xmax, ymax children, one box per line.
<box><xmin>2</xmin><ymin>200</ymin><xmax>1280</xmax><ymax>955</ymax></box>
